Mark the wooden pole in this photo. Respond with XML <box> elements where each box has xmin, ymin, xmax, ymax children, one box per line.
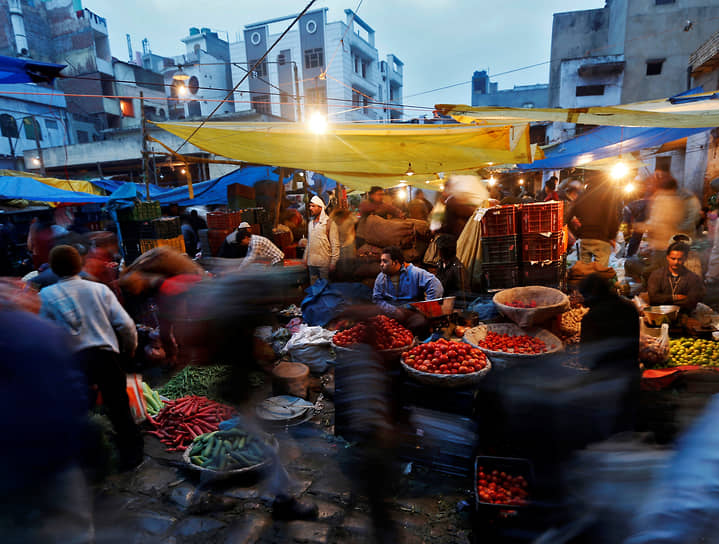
<box><xmin>185</xmin><ymin>162</ymin><xmax>194</xmax><ymax>200</ymax></box>
<box><xmin>274</xmin><ymin>167</ymin><xmax>285</xmax><ymax>228</ymax></box>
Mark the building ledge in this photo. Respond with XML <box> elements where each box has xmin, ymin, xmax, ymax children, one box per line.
<box><xmin>578</xmin><ymin>61</ymin><xmax>625</xmax><ymax>78</ymax></box>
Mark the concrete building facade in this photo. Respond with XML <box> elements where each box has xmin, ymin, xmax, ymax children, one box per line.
<box><xmin>550</xmin><ymin>0</ymin><xmax>719</xmax><ymax>108</ymax></box>
<box><xmin>230</xmin><ymin>8</ymin><xmax>403</xmax><ymax>122</ymax></box>
<box><xmin>471</xmin><ymin>70</ymin><xmax>549</xmax><ymax>108</ymax></box>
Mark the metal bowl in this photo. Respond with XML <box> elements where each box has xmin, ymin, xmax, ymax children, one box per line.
<box><xmin>643</xmin><ymin>305</ymin><xmax>680</xmax><ymax>327</ymax></box>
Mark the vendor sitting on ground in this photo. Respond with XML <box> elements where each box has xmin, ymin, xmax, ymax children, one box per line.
<box><xmin>219</xmin><ymin>221</ymin><xmax>284</xmax><ymax>269</ymax></box>
<box><xmin>647</xmin><ymin>241</ymin><xmax>705</xmax><ymax>313</ymax></box>
<box><xmin>373</xmin><ymin>246</ymin><xmax>443</xmax><ymax>322</ymax></box>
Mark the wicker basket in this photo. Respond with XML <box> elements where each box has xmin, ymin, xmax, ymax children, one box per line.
<box><xmin>182</xmin><ymin>432</ymin><xmax>278</xmax><ymax>480</ymax></box>
<box><xmin>464</xmin><ymin>323</ymin><xmax>563</xmax><ymax>370</ymax></box>
<box><xmin>399</xmin><ymin>357</ymin><xmax>491</xmax><ymax>388</ymax></box>
<box><xmin>493</xmin><ymin>286</ymin><xmax>569</xmax><ymax>328</ymax></box>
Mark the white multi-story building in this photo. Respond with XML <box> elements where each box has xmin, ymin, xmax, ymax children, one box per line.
<box><xmin>230</xmin><ymin>8</ymin><xmax>404</xmax><ymax>122</ymax></box>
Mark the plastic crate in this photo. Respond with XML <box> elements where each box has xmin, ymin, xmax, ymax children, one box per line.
<box><xmin>521</xmin><ymin>232</ymin><xmax>563</xmax><ymax>262</ymax></box>
<box><xmin>481</xmin><ymin>235</ymin><xmax>519</xmax><ymax>264</ymax></box>
<box><xmin>480</xmin><ymin>205</ymin><xmax>518</xmax><ymax>237</ymax></box>
<box><xmin>474</xmin><ymin>456</ymin><xmax>534</xmax><ymax>513</ymax></box>
<box><xmin>139</xmin><ymin>235</ymin><xmax>185</xmax><ymax>254</ymax></box>
<box><xmin>117</xmin><ymin>201</ymin><xmax>161</xmax><ymax>222</ymax></box>
<box><xmin>151</xmin><ymin>217</ymin><xmax>181</xmax><ymax>239</ymax></box>
<box><xmin>521</xmin><ymin>260</ymin><xmax>565</xmax><ymax>288</ymax></box>
<box><xmin>520</xmin><ymin>201</ymin><xmax>563</xmax><ymax>234</ymax></box>
<box><xmin>120</xmin><ymin>220</ymin><xmax>154</xmax><ymax>239</ymax></box>
<box><xmin>208</xmin><ymin>228</ymin><xmax>232</xmax><ymax>256</ymax></box>
<box><xmin>207</xmin><ymin>210</ymin><xmax>243</xmax><ymax>231</ymax></box>
<box><xmin>482</xmin><ymin>264</ymin><xmax>520</xmax><ymax>291</ymax></box>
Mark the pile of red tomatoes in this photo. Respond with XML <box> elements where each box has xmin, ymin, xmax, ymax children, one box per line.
<box><xmin>507</xmin><ymin>299</ymin><xmax>538</xmax><ymax>308</ymax></box>
<box><xmin>477</xmin><ymin>466</ymin><xmax>529</xmax><ymax>506</ymax></box>
<box><xmin>401</xmin><ymin>339</ymin><xmax>487</xmax><ymax>375</ymax></box>
<box><xmin>477</xmin><ymin>331</ymin><xmax>549</xmax><ymax>354</ymax></box>
<box><xmin>333</xmin><ymin>315</ymin><xmax>413</xmax><ymax>350</ymax></box>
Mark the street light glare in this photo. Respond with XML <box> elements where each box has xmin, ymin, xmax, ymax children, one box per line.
<box><xmin>308</xmin><ymin>111</ymin><xmax>328</xmax><ymax>134</ymax></box>
<box><xmin>611</xmin><ymin>161</ymin><xmax>629</xmax><ymax>180</ymax></box>
<box><xmin>624</xmin><ymin>182</ymin><xmax>636</xmax><ymax>194</ymax></box>
<box><xmin>488</xmin><ymin>176</ymin><xmax>497</xmax><ymax>187</ymax></box>
<box><xmin>178</xmin><ymin>85</ymin><xmax>188</xmax><ymax>96</ymax></box>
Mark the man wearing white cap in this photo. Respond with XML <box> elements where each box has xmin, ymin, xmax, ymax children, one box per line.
<box><xmin>219</xmin><ymin>222</ymin><xmax>284</xmax><ymax>269</ymax></box>
<box><xmin>306</xmin><ymin>195</ymin><xmax>340</xmax><ymax>282</ymax></box>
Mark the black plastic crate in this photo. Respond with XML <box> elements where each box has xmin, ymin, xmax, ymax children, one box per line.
<box><xmin>151</xmin><ymin>217</ymin><xmax>181</xmax><ymax>239</ymax></box>
<box><xmin>474</xmin><ymin>456</ymin><xmax>534</xmax><ymax>513</ymax></box>
<box><xmin>483</xmin><ymin>264</ymin><xmax>520</xmax><ymax>291</ymax></box>
<box><xmin>399</xmin><ymin>378</ymin><xmax>477</xmax><ymax>418</ymax></box>
<box><xmin>521</xmin><ymin>260</ymin><xmax>565</xmax><ymax>288</ymax></box>
<box><xmin>120</xmin><ymin>220</ymin><xmax>154</xmax><ymax>239</ymax></box>
<box><xmin>481</xmin><ymin>235</ymin><xmax>519</xmax><ymax>265</ymax></box>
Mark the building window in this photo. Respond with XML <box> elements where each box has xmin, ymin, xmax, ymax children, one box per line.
<box><xmin>249</xmin><ymin>59</ymin><xmax>268</xmax><ymax>78</ymax></box>
<box><xmin>362</xmin><ymin>61</ymin><xmax>368</xmax><ymax>78</ymax></box>
<box><xmin>44</xmin><ymin>118</ymin><xmax>59</xmax><ymax>130</ymax></box>
<box><xmin>251</xmin><ymin>93</ymin><xmax>271</xmax><ymax>114</ymax></box>
<box><xmin>305</xmin><ymin>86</ymin><xmax>327</xmax><ymax>111</ymax></box>
<box><xmin>354</xmin><ymin>55</ymin><xmax>360</xmax><ymax>74</ymax></box>
<box><xmin>655</xmin><ymin>0</ymin><xmax>675</xmax><ymax>4</ymax></box>
<box><xmin>120</xmin><ymin>99</ymin><xmax>135</xmax><ymax>117</ymax></box>
<box><xmin>656</xmin><ymin>156</ymin><xmax>672</xmax><ymax>172</ymax></box>
<box><xmin>77</xmin><ymin>130</ymin><xmax>89</xmax><ymax>143</ymax></box>
<box><xmin>646</xmin><ymin>59</ymin><xmax>664</xmax><ymax>76</ymax></box>
<box><xmin>23</xmin><ymin>117</ymin><xmax>42</xmax><ymax>140</ymax></box>
<box><xmin>0</xmin><ymin>114</ymin><xmax>18</xmax><ymax>138</ymax></box>
<box><xmin>189</xmin><ymin>75</ymin><xmax>199</xmax><ymax>94</ymax></box>
<box><xmin>187</xmin><ymin>101</ymin><xmax>202</xmax><ymax>117</ymax></box>
<box><xmin>575</xmin><ymin>85</ymin><xmax>605</xmax><ymax>96</ymax></box>
<box><xmin>352</xmin><ymin>90</ymin><xmax>361</xmax><ymax>108</ymax></box>
<box><xmin>304</xmin><ymin>48</ymin><xmax>324</xmax><ymax>69</ymax></box>
<box><xmin>522</xmin><ymin>102</ymin><xmax>535</xmax><ymax>109</ymax></box>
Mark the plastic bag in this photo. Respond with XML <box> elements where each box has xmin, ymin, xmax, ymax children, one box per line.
<box><xmin>639</xmin><ymin>320</ymin><xmax>669</xmax><ymax>368</ymax></box>
<box><xmin>284</xmin><ymin>324</ymin><xmax>335</xmax><ymax>373</ymax></box>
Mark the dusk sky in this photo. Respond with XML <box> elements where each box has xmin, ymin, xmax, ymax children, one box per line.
<box><xmin>83</xmin><ymin>0</ymin><xmax>604</xmax><ymax>112</ymax></box>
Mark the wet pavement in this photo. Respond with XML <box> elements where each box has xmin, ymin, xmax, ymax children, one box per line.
<box><xmin>91</xmin><ymin>377</ymin><xmax>474</xmax><ymax>544</ymax></box>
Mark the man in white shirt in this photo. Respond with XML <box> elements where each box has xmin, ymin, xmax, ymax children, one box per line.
<box><xmin>306</xmin><ymin>196</ymin><xmax>340</xmax><ymax>283</ymax></box>
<box><xmin>40</xmin><ymin>245</ymin><xmax>143</xmax><ymax>470</ymax></box>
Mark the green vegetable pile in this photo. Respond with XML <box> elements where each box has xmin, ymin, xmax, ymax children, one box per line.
<box><xmin>665</xmin><ymin>338</ymin><xmax>719</xmax><ymax>368</ymax></box>
<box><xmin>187</xmin><ymin>429</ymin><xmax>271</xmax><ymax>471</ymax></box>
<box><xmin>158</xmin><ymin>365</ymin><xmax>233</xmax><ymax>400</ymax></box>
<box><xmin>142</xmin><ymin>382</ymin><xmax>164</xmax><ymax>416</ymax></box>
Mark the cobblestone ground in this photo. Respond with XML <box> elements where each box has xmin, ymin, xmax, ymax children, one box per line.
<box><xmin>91</xmin><ymin>377</ymin><xmax>474</xmax><ymax>544</ymax></box>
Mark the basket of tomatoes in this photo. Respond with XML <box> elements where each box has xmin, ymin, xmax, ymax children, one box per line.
<box><xmin>474</xmin><ymin>456</ymin><xmax>533</xmax><ymax>512</ymax></box>
<box><xmin>332</xmin><ymin>315</ymin><xmax>416</xmax><ymax>362</ymax></box>
<box><xmin>400</xmin><ymin>338</ymin><xmax>491</xmax><ymax>387</ymax></box>
<box><xmin>464</xmin><ymin>323</ymin><xmax>563</xmax><ymax>369</ymax></box>
<box><xmin>493</xmin><ymin>286</ymin><xmax>570</xmax><ymax>328</ymax></box>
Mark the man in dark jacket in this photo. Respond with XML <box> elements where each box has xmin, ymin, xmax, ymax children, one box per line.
<box><xmin>648</xmin><ymin>242</ymin><xmax>705</xmax><ymax>313</ymax></box>
<box><xmin>566</xmin><ymin>178</ymin><xmax>622</xmax><ymax>268</ymax></box>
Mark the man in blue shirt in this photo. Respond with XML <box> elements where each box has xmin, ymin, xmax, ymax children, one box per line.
<box><xmin>372</xmin><ymin>246</ymin><xmax>443</xmax><ymax>321</ymax></box>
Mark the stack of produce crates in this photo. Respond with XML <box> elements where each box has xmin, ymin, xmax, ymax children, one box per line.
<box><xmin>519</xmin><ymin>201</ymin><xmax>566</xmax><ymax>289</ymax></box>
<box><xmin>207</xmin><ymin>210</ymin><xmax>244</xmax><ymax>256</ymax></box>
<box><xmin>138</xmin><ymin>217</ymin><xmax>184</xmax><ymax>255</ymax></box>
<box><xmin>118</xmin><ymin>201</ymin><xmax>162</xmax><ymax>263</ymax></box>
<box><xmin>480</xmin><ymin>205</ymin><xmax>520</xmax><ymax>290</ymax></box>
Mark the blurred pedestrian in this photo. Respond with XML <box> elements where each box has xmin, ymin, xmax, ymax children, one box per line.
<box><xmin>407</xmin><ymin>189</ymin><xmax>433</xmax><ymax>220</ymax></box>
<box><xmin>40</xmin><ymin>245</ymin><xmax>143</xmax><ymax>470</ymax></box>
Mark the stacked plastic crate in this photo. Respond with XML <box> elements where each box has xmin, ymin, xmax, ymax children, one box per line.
<box><xmin>480</xmin><ymin>205</ymin><xmax>521</xmax><ymax>290</ymax></box>
<box><xmin>207</xmin><ymin>210</ymin><xmax>244</xmax><ymax>256</ymax></box>
<box><xmin>519</xmin><ymin>201</ymin><xmax>566</xmax><ymax>288</ymax></box>
<box><xmin>118</xmin><ymin>201</ymin><xmax>162</xmax><ymax>263</ymax></box>
<box><xmin>138</xmin><ymin>217</ymin><xmax>184</xmax><ymax>254</ymax></box>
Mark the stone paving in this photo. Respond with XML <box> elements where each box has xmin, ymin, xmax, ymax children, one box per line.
<box><xmin>91</xmin><ymin>385</ymin><xmax>474</xmax><ymax>544</ymax></box>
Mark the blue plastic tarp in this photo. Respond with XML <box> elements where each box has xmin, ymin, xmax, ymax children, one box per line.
<box><xmin>0</xmin><ymin>175</ymin><xmax>109</xmax><ymax>203</ymax></box>
<box><xmin>155</xmin><ymin>166</ymin><xmax>279</xmax><ymax>206</ymax></box>
<box><xmin>90</xmin><ymin>178</ymin><xmax>168</xmax><ymax>196</ymax></box>
<box><xmin>0</xmin><ymin>55</ymin><xmax>66</xmax><ymax>84</ymax></box>
<box><xmin>517</xmin><ymin>126</ymin><xmax>709</xmax><ymax>170</ymax></box>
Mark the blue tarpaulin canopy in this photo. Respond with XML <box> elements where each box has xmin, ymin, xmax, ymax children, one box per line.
<box><xmin>90</xmin><ymin>178</ymin><xmax>168</xmax><ymax>196</ymax></box>
<box><xmin>0</xmin><ymin>54</ymin><xmax>66</xmax><ymax>84</ymax></box>
<box><xmin>0</xmin><ymin>175</ymin><xmax>109</xmax><ymax>203</ymax></box>
<box><xmin>517</xmin><ymin>125</ymin><xmax>708</xmax><ymax>170</ymax></box>
<box><xmin>155</xmin><ymin>166</ymin><xmax>279</xmax><ymax>206</ymax></box>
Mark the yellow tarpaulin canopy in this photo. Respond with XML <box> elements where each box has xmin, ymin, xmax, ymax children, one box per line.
<box><xmin>0</xmin><ymin>169</ymin><xmax>106</xmax><ymax>196</ymax></box>
<box><xmin>153</xmin><ymin>122</ymin><xmax>536</xmax><ymax>191</ymax></box>
<box><xmin>437</xmin><ymin>91</ymin><xmax>719</xmax><ymax>128</ymax></box>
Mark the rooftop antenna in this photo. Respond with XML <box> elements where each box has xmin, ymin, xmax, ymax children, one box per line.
<box><xmin>126</xmin><ymin>34</ymin><xmax>133</xmax><ymax>63</ymax></box>
<box><xmin>142</xmin><ymin>37</ymin><xmax>150</xmax><ymax>56</ymax></box>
